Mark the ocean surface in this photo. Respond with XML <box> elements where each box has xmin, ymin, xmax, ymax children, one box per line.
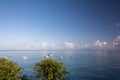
<box><xmin>0</xmin><ymin>50</ymin><xmax>120</xmax><ymax>80</ymax></box>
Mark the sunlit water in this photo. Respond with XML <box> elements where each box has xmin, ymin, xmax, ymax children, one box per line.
<box><xmin>0</xmin><ymin>50</ymin><xmax>120</xmax><ymax>80</ymax></box>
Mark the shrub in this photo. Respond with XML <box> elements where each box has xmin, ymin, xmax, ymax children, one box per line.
<box><xmin>0</xmin><ymin>58</ymin><xmax>22</xmax><ymax>80</ymax></box>
<box><xmin>34</xmin><ymin>59</ymin><xmax>68</xmax><ymax>80</ymax></box>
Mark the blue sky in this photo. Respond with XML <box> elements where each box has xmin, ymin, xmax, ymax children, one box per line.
<box><xmin>0</xmin><ymin>0</ymin><xmax>120</xmax><ymax>50</ymax></box>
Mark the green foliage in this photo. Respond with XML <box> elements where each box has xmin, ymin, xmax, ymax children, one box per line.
<box><xmin>0</xmin><ymin>58</ymin><xmax>22</xmax><ymax>80</ymax></box>
<box><xmin>34</xmin><ymin>59</ymin><xmax>68</xmax><ymax>80</ymax></box>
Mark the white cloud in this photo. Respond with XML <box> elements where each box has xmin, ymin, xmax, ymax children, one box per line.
<box><xmin>112</xmin><ymin>42</ymin><xmax>119</xmax><ymax>47</ymax></box>
<box><xmin>41</xmin><ymin>42</ymin><xmax>48</xmax><ymax>48</ymax></box>
<box><xmin>112</xmin><ymin>35</ymin><xmax>120</xmax><ymax>47</ymax></box>
<box><xmin>114</xmin><ymin>35</ymin><xmax>120</xmax><ymax>41</ymax></box>
<box><xmin>64</xmin><ymin>42</ymin><xmax>74</xmax><ymax>48</ymax></box>
<box><xmin>95</xmin><ymin>40</ymin><xmax>100</xmax><ymax>46</ymax></box>
<box><xmin>94</xmin><ymin>40</ymin><xmax>107</xmax><ymax>47</ymax></box>
<box><xmin>103</xmin><ymin>42</ymin><xmax>107</xmax><ymax>45</ymax></box>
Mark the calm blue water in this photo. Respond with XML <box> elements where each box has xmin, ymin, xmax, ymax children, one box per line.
<box><xmin>0</xmin><ymin>50</ymin><xmax>120</xmax><ymax>80</ymax></box>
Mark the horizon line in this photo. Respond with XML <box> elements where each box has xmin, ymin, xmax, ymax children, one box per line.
<box><xmin>0</xmin><ymin>50</ymin><xmax>113</xmax><ymax>51</ymax></box>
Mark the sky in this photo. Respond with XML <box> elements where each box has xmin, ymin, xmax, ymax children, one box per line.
<box><xmin>0</xmin><ymin>0</ymin><xmax>120</xmax><ymax>50</ymax></box>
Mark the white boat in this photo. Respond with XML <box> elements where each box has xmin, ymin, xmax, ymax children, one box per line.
<box><xmin>58</xmin><ymin>54</ymin><xmax>63</xmax><ymax>60</ymax></box>
<box><xmin>22</xmin><ymin>56</ymin><xmax>28</xmax><ymax>60</ymax></box>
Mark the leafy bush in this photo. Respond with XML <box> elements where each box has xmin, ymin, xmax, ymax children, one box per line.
<box><xmin>0</xmin><ymin>58</ymin><xmax>22</xmax><ymax>80</ymax></box>
<box><xmin>34</xmin><ymin>59</ymin><xmax>68</xmax><ymax>80</ymax></box>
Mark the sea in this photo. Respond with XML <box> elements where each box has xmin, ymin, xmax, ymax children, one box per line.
<box><xmin>0</xmin><ymin>50</ymin><xmax>120</xmax><ymax>80</ymax></box>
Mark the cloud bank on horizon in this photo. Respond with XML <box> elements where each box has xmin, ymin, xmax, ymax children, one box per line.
<box><xmin>0</xmin><ymin>35</ymin><xmax>120</xmax><ymax>50</ymax></box>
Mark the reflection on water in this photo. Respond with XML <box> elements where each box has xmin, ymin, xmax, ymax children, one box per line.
<box><xmin>0</xmin><ymin>50</ymin><xmax>120</xmax><ymax>80</ymax></box>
